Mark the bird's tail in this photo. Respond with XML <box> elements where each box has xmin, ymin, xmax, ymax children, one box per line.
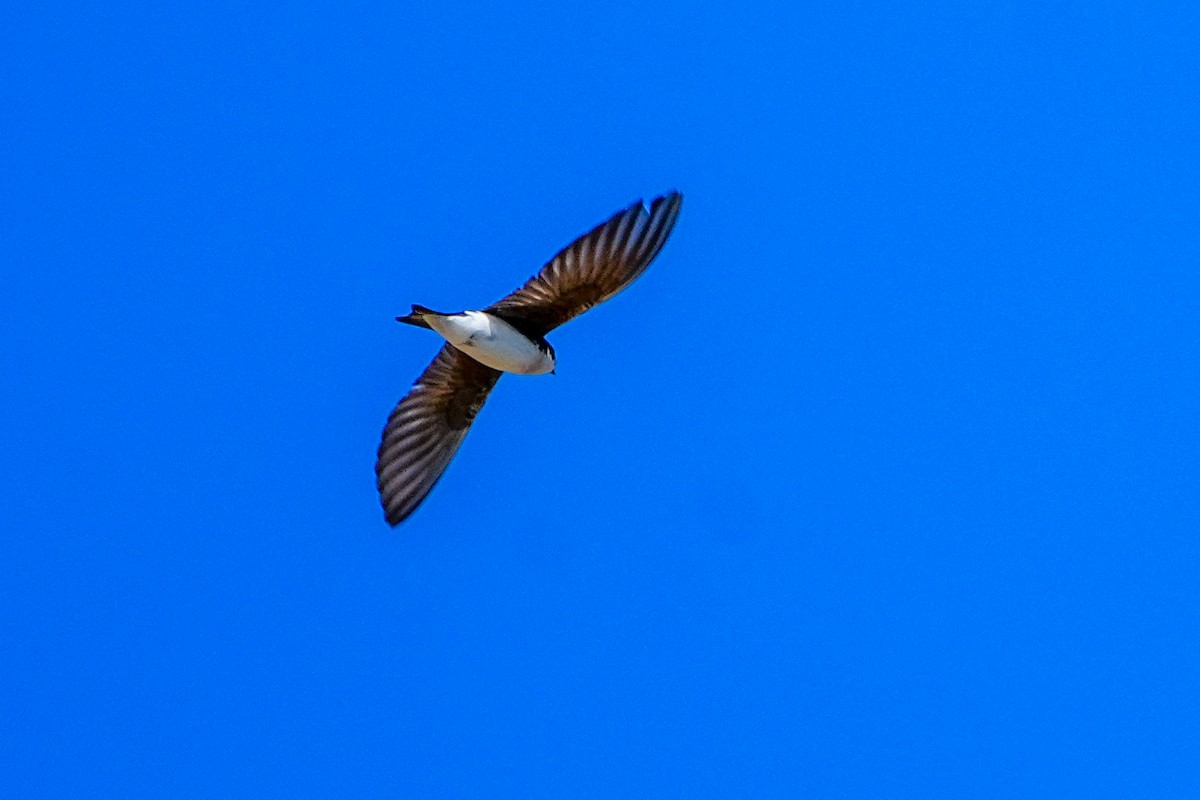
<box><xmin>395</xmin><ymin>304</ymin><xmax>445</xmax><ymax>329</ymax></box>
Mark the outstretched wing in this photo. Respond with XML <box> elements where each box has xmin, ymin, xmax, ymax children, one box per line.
<box><xmin>376</xmin><ymin>344</ymin><xmax>502</xmax><ymax>526</ymax></box>
<box><xmin>486</xmin><ymin>192</ymin><xmax>683</xmax><ymax>336</ymax></box>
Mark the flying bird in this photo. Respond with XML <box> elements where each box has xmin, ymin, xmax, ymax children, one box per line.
<box><xmin>375</xmin><ymin>191</ymin><xmax>683</xmax><ymax>526</ymax></box>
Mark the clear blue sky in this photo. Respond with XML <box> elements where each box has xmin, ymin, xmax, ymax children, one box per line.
<box><xmin>3</xmin><ymin>1</ymin><xmax>1198</xmax><ymax>796</ymax></box>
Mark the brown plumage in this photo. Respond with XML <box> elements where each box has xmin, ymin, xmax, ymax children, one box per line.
<box><xmin>487</xmin><ymin>193</ymin><xmax>683</xmax><ymax>336</ymax></box>
<box><xmin>376</xmin><ymin>345</ymin><xmax>501</xmax><ymax>526</ymax></box>
<box><xmin>376</xmin><ymin>192</ymin><xmax>683</xmax><ymax>527</ymax></box>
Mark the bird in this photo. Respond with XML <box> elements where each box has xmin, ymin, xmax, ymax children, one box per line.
<box><xmin>375</xmin><ymin>191</ymin><xmax>683</xmax><ymax>527</ymax></box>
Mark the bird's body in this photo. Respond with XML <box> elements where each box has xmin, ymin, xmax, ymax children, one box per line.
<box><xmin>376</xmin><ymin>191</ymin><xmax>683</xmax><ymax>526</ymax></box>
<box><xmin>406</xmin><ymin>308</ymin><xmax>555</xmax><ymax>375</ymax></box>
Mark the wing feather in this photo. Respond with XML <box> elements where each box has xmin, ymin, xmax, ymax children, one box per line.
<box><xmin>486</xmin><ymin>192</ymin><xmax>683</xmax><ymax>335</ymax></box>
<box><xmin>375</xmin><ymin>344</ymin><xmax>502</xmax><ymax>526</ymax></box>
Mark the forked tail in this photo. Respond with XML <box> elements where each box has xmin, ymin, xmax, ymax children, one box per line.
<box><xmin>395</xmin><ymin>304</ymin><xmax>445</xmax><ymax>329</ymax></box>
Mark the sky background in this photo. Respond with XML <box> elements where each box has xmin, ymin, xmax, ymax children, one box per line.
<box><xmin>3</xmin><ymin>1</ymin><xmax>1199</xmax><ymax>796</ymax></box>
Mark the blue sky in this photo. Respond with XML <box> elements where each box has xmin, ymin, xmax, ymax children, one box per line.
<box><xmin>3</xmin><ymin>1</ymin><xmax>1198</xmax><ymax>796</ymax></box>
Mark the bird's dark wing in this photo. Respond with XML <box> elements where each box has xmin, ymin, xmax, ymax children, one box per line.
<box><xmin>376</xmin><ymin>344</ymin><xmax>502</xmax><ymax>526</ymax></box>
<box><xmin>485</xmin><ymin>192</ymin><xmax>683</xmax><ymax>336</ymax></box>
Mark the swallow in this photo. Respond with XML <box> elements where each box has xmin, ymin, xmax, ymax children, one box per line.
<box><xmin>376</xmin><ymin>191</ymin><xmax>683</xmax><ymax>526</ymax></box>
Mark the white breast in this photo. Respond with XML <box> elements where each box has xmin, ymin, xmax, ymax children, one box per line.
<box><xmin>426</xmin><ymin>311</ymin><xmax>555</xmax><ymax>375</ymax></box>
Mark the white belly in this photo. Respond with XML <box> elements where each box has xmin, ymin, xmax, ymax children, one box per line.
<box><xmin>426</xmin><ymin>311</ymin><xmax>554</xmax><ymax>375</ymax></box>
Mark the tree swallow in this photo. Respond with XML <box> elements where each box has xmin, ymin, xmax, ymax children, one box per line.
<box><xmin>376</xmin><ymin>191</ymin><xmax>683</xmax><ymax>526</ymax></box>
